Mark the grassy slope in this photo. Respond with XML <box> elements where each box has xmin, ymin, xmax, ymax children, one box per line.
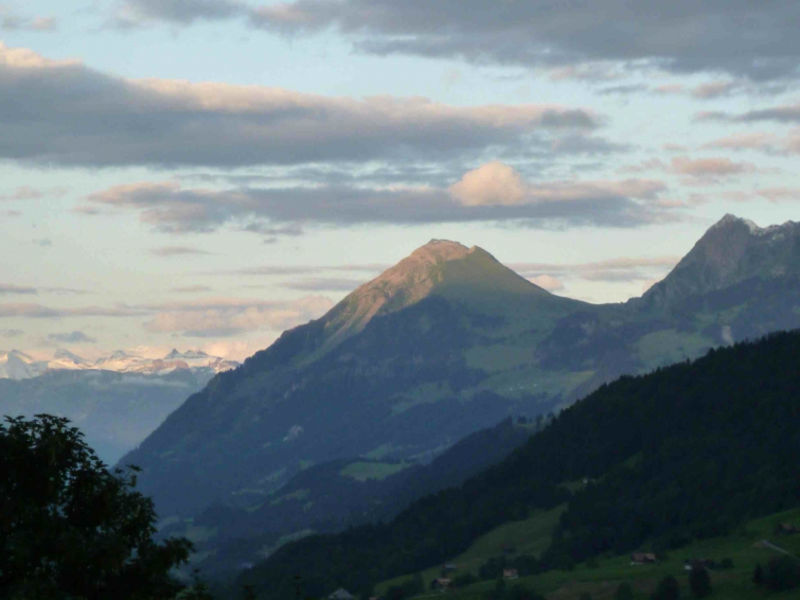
<box><xmin>383</xmin><ymin>507</ymin><xmax>800</xmax><ymax>600</ymax></box>
<box><xmin>378</xmin><ymin>506</ymin><xmax>565</xmax><ymax>595</ymax></box>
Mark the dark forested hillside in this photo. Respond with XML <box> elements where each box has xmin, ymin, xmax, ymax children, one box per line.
<box><xmin>238</xmin><ymin>330</ymin><xmax>800</xmax><ymax>599</ymax></box>
<box><xmin>188</xmin><ymin>418</ymin><xmax>535</xmax><ymax>576</ymax></box>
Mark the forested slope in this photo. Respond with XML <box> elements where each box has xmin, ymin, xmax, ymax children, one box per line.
<box><xmin>237</xmin><ymin>330</ymin><xmax>800</xmax><ymax>599</ymax></box>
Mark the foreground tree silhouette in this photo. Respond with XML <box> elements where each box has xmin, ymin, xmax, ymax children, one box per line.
<box><xmin>0</xmin><ymin>414</ymin><xmax>193</xmax><ymax>599</ymax></box>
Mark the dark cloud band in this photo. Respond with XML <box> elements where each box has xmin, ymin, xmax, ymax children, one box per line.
<box><xmin>0</xmin><ymin>43</ymin><xmax>599</xmax><ymax>169</ymax></box>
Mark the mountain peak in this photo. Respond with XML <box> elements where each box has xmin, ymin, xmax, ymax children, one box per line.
<box><xmin>640</xmin><ymin>214</ymin><xmax>800</xmax><ymax>309</ymax></box>
<box><xmin>411</xmin><ymin>239</ymin><xmax>471</xmax><ymax>262</ymax></box>
<box><xmin>710</xmin><ymin>213</ymin><xmax>760</xmax><ymax>234</ymax></box>
<box><xmin>317</xmin><ymin>239</ymin><xmax>548</xmax><ymax>352</ymax></box>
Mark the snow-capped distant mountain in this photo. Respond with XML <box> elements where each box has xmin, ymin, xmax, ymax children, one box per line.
<box><xmin>49</xmin><ymin>348</ymin><xmax>93</xmax><ymax>371</ymax></box>
<box><xmin>0</xmin><ymin>350</ymin><xmax>46</xmax><ymax>380</ymax></box>
<box><xmin>0</xmin><ymin>348</ymin><xmax>239</xmax><ymax>380</ymax></box>
<box><xmin>92</xmin><ymin>348</ymin><xmax>239</xmax><ymax>375</ymax></box>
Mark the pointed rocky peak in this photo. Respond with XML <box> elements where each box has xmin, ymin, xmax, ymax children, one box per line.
<box><xmin>53</xmin><ymin>348</ymin><xmax>88</xmax><ymax>362</ymax></box>
<box><xmin>50</xmin><ymin>349</ymin><xmax>91</xmax><ymax>369</ymax></box>
<box><xmin>640</xmin><ymin>214</ymin><xmax>800</xmax><ymax>310</ymax></box>
<box><xmin>710</xmin><ymin>213</ymin><xmax>758</xmax><ymax>231</ymax></box>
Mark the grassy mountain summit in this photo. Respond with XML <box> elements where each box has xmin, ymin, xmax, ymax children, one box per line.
<box><xmin>307</xmin><ymin>239</ymin><xmax>563</xmax><ymax>357</ymax></box>
<box><xmin>123</xmin><ymin>214</ymin><xmax>800</xmax><ymax>551</ymax></box>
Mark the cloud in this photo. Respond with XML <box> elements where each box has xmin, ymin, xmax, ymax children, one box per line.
<box><xmin>670</xmin><ymin>156</ymin><xmax>755</xmax><ymax>178</ymax></box>
<box><xmin>41</xmin><ymin>286</ymin><xmax>88</xmax><ymax>296</ymax></box>
<box><xmin>85</xmin><ymin>167</ymin><xmax>672</xmax><ymax>233</ymax></box>
<box><xmin>233</xmin><ymin>263</ymin><xmax>389</xmax><ymax>277</ymax></box>
<box><xmin>142</xmin><ymin>296</ymin><xmax>334</xmax><ymax>337</ymax></box>
<box><xmin>150</xmin><ymin>245</ymin><xmax>211</xmax><ymax>257</ymax></box>
<box><xmin>116</xmin><ymin>0</ymin><xmax>243</xmax><ymax>26</ymax></box>
<box><xmin>171</xmin><ymin>285</ymin><xmax>214</xmax><ymax>293</ymax></box>
<box><xmin>47</xmin><ymin>330</ymin><xmax>97</xmax><ymax>344</ymax></box>
<box><xmin>0</xmin><ymin>42</ymin><xmax>599</xmax><ymax>169</ymax></box>
<box><xmin>703</xmin><ymin>132</ymin><xmax>778</xmax><ymax>152</ymax></box>
<box><xmin>691</xmin><ymin>80</ymin><xmax>737</xmax><ymax>99</ymax></box>
<box><xmin>598</xmin><ymin>84</ymin><xmax>650</xmax><ymax>96</ymax></box>
<box><xmin>449</xmin><ymin>161</ymin><xmax>665</xmax><ymax>207</ymax></box>
<box><xmin>0</xmin><ymin>185</ymin><xmax>67</xmax><ymax>201</ymax></box>
<box><xmin>653</xmin><ymin>84</ymin><xmax>684</xmax><ymax>96</ymax></box>
<box><xmin>0</xmin><ymin>6</ymin><xmax>57</xmax><ymax>31</ymax></box>
<box><xmin>528</xmin><ymin>274</ymin><xmax>564</xmax><ymax>292</ymax></box>
<box><xmin>756</xmin><ymin>188</ymin><xmax>800</xmax><ymax>202</ymax></box>
<box><xmin>281</xmin><ymin>277</ymin><xmax>365</xmax><ymax>292</ymax></box>
<box><xmin>736</xmin><ymin>103</ymin><xmax>800</xmax><ymax>123</ymax></box>
<box><xmin>449</xmin><ymin>161</ymin><xmax>526</xmax><ymax>206</ymax></box>
<box><xmin>0</xmin><ymin>328</ymin><xmax>23</xmax><ymax>337</ymax></box>
<box><xmin>511</xmin><ymin>256</ymin><xmax>679</xmax><ymax>284</ymax></box>
<box><xmin>0</xmin><ymin>303</ymin><xmax>145</xmax><ymax>318</ymax></box>
<box><xmin>246</xmin><ymin>0</ymin><xmax>800</xmax><ymax>81</ymax></box>
<box><xmin>719</xmin><ymin>187</ymin><xmax>800</xmax><ymax>203</ymax></box>
<box><xmin>0</xmin><ymin>284</ymin><xmax>36</xmax><ymax>295</ymax></box>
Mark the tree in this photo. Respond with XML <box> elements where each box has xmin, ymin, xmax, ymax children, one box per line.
<box><xmin>651</xmin><ymin>575</ymin><xmax>679</xmax><ymax>600</ymax></box>
<box><xmin>753</xmin><ymin>563</ymin><xmax>764</xmax><ymax>585</ymax></box>
<box><xmin>688</xmin><ymin>566</ymin><xmax>711</xmax><ymax>598</ymax></box>
<box><xmin>763</xmin><ymin>556</ymin><xmax>800</xmax><ymax>591</ymax></box>
<box><xmin>614</xmin><ymin>582</ymin><xmax>634</xmax><ymax>600</ymax></box>
<box><xmin>0</xmin><ymin>414</ymin><xmax>194</xmax><ymax>600</ymax></box>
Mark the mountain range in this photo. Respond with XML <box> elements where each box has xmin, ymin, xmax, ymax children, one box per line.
<box><xmin>0</xmin><ymin>349</ymin><xmax>240</xmax><ymax>463</ymax></box>
<box><xmin>0</xmin><ymin>348</ymin><xmax>239</xmax><ymax>380</ymax></box>
<box><xmin>120</xmin><ymin>214</ymin><xmax>800</xmax><ymax>572</ymax></box>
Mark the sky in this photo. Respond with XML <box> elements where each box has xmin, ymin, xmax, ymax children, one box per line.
<box><xmin>1</xmin><ymin>0</ymin><xmax>799</xmax><ymax>361</ymax></box>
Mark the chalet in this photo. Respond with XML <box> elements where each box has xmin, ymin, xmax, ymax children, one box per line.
<box><xmin>329</xmin><ymin>589</ymin><xmax>355</xmax><ymax>600</ymax></box>
<box><xmin>684</xmin><ymin>558</ymin><xmax>715</xmax><ymax>571</ymax></box>
<box><xmin>432</xmin><ymin>578</ymin><xmax>452</xmax><ymax>591</ymax></box>
<box><xmin>502</xmin><ymin>568</ymin><xmax>519</xmax><ymax>580</ymax></box>
<box><xmin>630</xmin><ymin>552</ymin><xmax>657</xmax><ymax>564</ymax></box>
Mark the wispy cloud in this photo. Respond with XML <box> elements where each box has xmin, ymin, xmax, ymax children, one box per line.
<box><xmin>0</xmin><ymin>185</ymin><xmax>67</xmax><ymax>200</ymax></box>
<box><xmin>511</xmin><ymin>256</ymin><xmax>679</xmax><ymax>284</ymax></box>
<box><xmin>670</xmin><ymin>156</ymin><xmax>756</xmax><ymax>179</ymax></box>
<box><xmin>115</xmin><ymin>0</ymin><xmax>243</xmax><ymax>26</ymax></box>
<box><xmin>0</xmin><ymin>284</ymin><xmax>36</xmax><ymax>295</ymax></box>
<box><xmin>0</xmin><ymin>303</ymin><xmax>145</xmax><ymax>318</ymax></box>
<box><xmin>171</xmin><ymin>285</ymin><xmax>214</xmax><ymax>293</ymax></box>
<box><xmin>0</xmin><ymin>6</ymin><xmax>57</xmax><ymax>32</ymax></box>
<box><xmin>703</xmin><ymin>132</ymin><xmax>779</xmax><ymax>152</ymax></box>
<box><xmin>528</xmin><ymin>274</ymin><xmax>564</xmax><ymax>292</ymax></box>
<box><xmin>141</xmin><ymin>296</ymin><xmax>334</xmax><ymax>337</ymax></box>
<box><xmin>47</xmin><ymin>330</ymin><xmax>96</xmax><ymax>343</ymax></box>
<box><xmin>736</xmin><ymin>103</ymin><xmax>800</xmax><ymax>123</ymax></box>
<box><xmin>150</xmin><ymin>246</ymin><xmax>211</xmax><ymax>257</ymax></box>
<box><xmin>280</xmin><ymin>277</ymin><xmax>366</xmax><ymax>292</ymax></box>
